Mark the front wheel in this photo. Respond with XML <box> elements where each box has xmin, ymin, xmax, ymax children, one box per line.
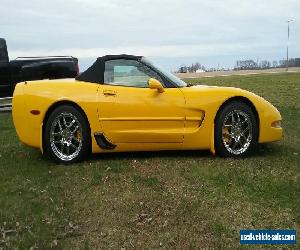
<box><xmin>214</xmin><ymin>101</ymin><xmax>258</xmax><ymax>157</ymax></box>
<box><xmin>44</xmin><ymin>105</ymin><xmax>91</xmax><ymax>164</ymax></box>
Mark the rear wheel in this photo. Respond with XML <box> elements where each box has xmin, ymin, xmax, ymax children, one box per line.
<box><xmin>44</xmin><ymin>105</ymin><xmax>91</xmax><ymax>163</ymax></box>
<box><xmin>214</xmin><ymin>101</ymin><xmax>258</xmax><ymax>157</ymax></box>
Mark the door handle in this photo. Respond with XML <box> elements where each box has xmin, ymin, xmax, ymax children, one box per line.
<box><xmin>103</xmin><ymin>90</ymin><xmax>117</xmax><ymax>96</ymax></box>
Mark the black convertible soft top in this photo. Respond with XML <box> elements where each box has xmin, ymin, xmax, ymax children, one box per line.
<box><xmin>76</xmin><ymin>54</ymin><xmax>142</xmax><ymax>83</ymax></box>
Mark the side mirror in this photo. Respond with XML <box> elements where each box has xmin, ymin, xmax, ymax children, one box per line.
<box><xmin>148</xmin><ymin>78</ymin><xmax>165</xmax><ymax>93</ymax></box>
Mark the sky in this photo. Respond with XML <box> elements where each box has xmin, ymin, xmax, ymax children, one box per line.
<box><xmin>0</xmin><ymin>0</ymin><xmax>299</xmax><ymax>71</ymax></box>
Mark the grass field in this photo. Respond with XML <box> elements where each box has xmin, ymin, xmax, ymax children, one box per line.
<box><xmin>0</xmin><ymin>73</ymin><xmax>299</xmax><ymax>248</ymax></box>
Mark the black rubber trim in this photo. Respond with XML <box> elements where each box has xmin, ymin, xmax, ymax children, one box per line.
<box><xmin>94</xmin><ymin>133</ymin><xmax>116</xmax><ymax>150</ymax></box>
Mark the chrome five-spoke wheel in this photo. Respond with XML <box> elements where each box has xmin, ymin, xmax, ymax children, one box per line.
<box><xmin>50</xmin><ymin>112</ymin><xmax>83</xmax><ymax>161</ymax></box>
<box><xmin>45</xmin><ymin>105</ymin><xmax>91</xmax><ymax>163</ymax></box>
<box><xmin>215</xmin><ymin>101</ymin><xmax>258</xmax><ymax>157</ymax></box>
<box><xmin>222</xmin><ymin>110</ymin><xmax>252</xmax><ymax>155</ymax></box>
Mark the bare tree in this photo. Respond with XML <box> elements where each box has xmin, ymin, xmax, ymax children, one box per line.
<box><xmin>177</xmin><ymin>62</ymin><xmax>205</xmax><ymax>73</ymax></box>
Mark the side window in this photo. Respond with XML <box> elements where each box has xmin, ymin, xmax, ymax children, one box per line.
<box><xmin>104</xmin><ymin>59</ymin><xmax>163</xmax><ymax>87</ymax></box>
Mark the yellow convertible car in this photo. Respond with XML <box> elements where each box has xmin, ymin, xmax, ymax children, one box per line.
<box><xmin>12</xmin><ymin>55</ymin><xmax>282</xmax><ymax>163</ymax></box>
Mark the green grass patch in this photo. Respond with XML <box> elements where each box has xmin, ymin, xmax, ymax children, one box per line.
<box><xmin>0</xmin><ymin>73</ymin><xmax>299</xmax><ymax>248</ymax></box>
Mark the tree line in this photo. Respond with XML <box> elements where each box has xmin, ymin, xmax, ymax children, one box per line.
<box><xmin>177</xmin><ymin>63</ymin><xmax>206</xmax><ymax>73</ymax></box>
<box><xmin>176</xmin><ymin>58</ymin><xmax>300</xmax><ymax>73</ymax></box>
<box><xmin>234</xmin><ymin>58</ymin><xmax>300</xmax><ymax>70</ymax></box>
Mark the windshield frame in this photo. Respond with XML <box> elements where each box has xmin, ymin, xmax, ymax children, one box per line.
<box><xmin>141</xmin><ymin>57</ymin><xmax>187</xmax><ymax>88</ymax></box>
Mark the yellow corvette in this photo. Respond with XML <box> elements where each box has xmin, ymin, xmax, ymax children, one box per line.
<box><xmin>12</xmin><ymin>55</ymin><xmax>282</xmax><ymax>163</ymax></box>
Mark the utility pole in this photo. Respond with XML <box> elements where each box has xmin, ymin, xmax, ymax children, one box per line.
<box><xmin>286</xmin><ymin>19</ymin><xmax>294</xmax><ymax>71</ymax></box>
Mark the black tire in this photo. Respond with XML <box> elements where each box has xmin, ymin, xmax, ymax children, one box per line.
<box><xmin>214</xmin><ymin>101</ymin><xmax>258</xmax><ymax>157</ymax></box>
<box><xmin>44</xmin><ymin>105</ymin><xmax>91</xmax><ymax>164</ymax></box>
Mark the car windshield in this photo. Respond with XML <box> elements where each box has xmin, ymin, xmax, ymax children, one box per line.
<box><xmin>142</xmin><ymin>57</ymin><xmax>187</xmax><ymax>87</ymax></box>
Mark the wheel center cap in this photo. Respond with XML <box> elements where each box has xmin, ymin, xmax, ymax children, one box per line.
<box><xmin>62</xmin><ymin>129</ymin><xmax>72</xmax><ymax>143</ymax></box>
<box><xmin>232</xmin><ymin>124</ymin><xmax>242</xmax><ymax>138</ymax></box>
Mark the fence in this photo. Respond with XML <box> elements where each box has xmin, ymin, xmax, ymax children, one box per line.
<box><xmin>0</xmin><ymin>97</ymin><xmax>12</xmax><ymax>112</ymax></box>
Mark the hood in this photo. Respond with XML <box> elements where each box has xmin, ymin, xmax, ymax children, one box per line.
<box><xmin>189</xmin><ymin>84</ymin><xmax>218</xmax><ymax>89</ymax></box>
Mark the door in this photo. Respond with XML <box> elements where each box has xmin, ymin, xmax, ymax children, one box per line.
<box><xmin>97</xmin><ymin>59</ymin><xmax>185</xmax><ymax>143</ymax></box>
